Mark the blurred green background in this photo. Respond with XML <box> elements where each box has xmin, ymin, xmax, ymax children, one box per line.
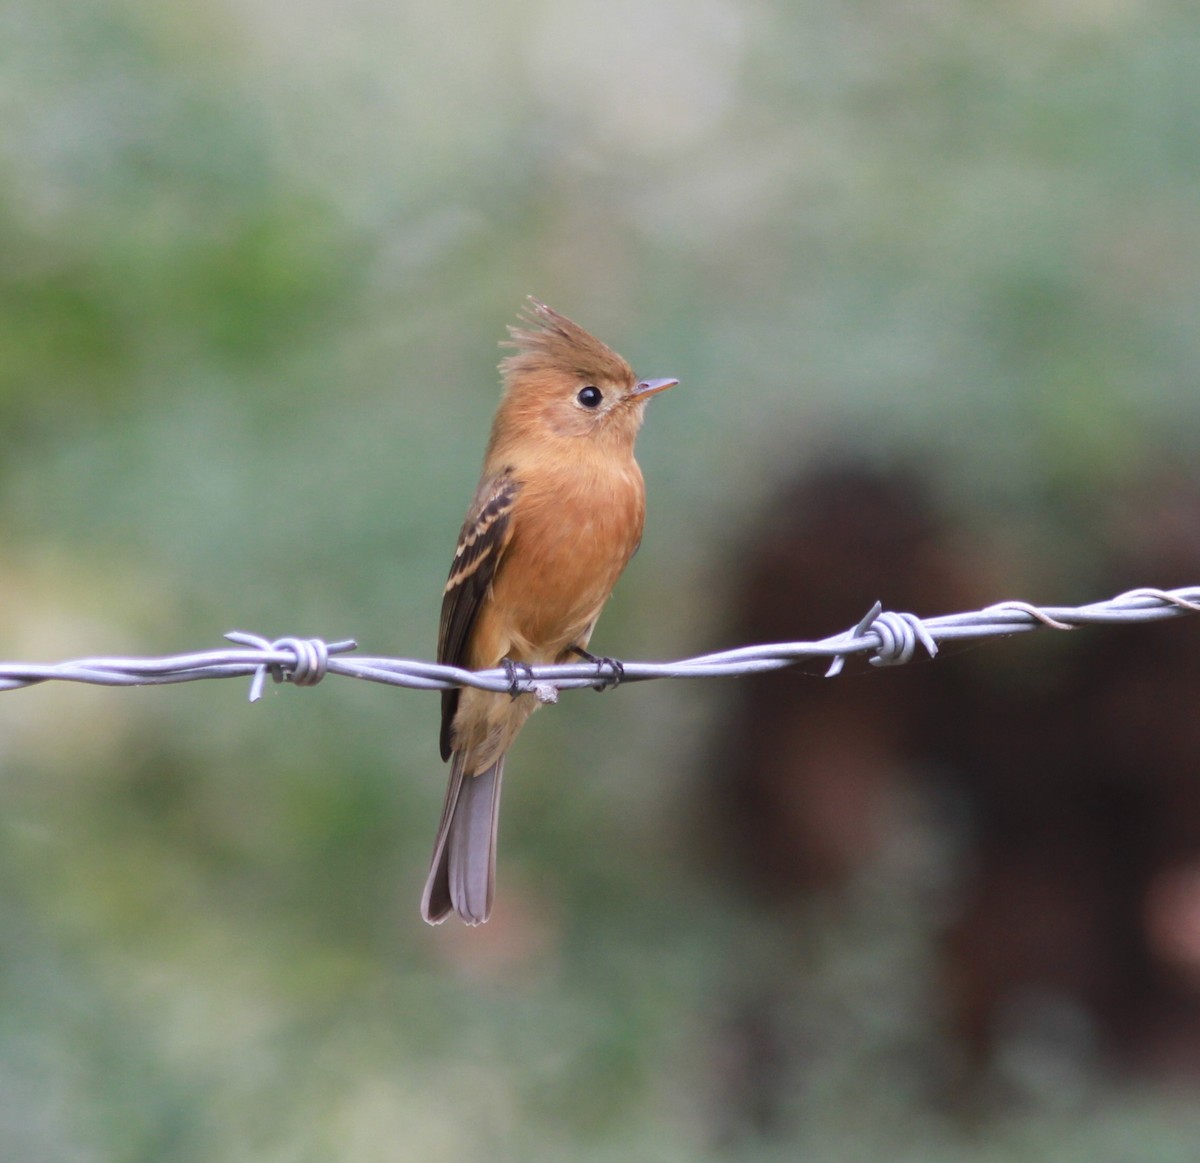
<box><xmin>3</xmin><ymin>0</ymin><xmax>1200</xmax><ymax>1158</ymax></box>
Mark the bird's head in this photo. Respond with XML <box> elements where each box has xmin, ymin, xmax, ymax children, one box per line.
<box><xmin>495</xmin><ymin>298</ymin><xmax>676</xmax><ymax>450</ymax></box>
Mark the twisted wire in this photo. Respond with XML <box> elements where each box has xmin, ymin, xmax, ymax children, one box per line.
<box><xmin>0</xmin><ymin>586</ymin><xmax>1196</xmax><ymax>702</ymax></box>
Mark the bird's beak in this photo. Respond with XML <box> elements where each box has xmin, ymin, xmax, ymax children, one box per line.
<box><xmin>630</xmin><ymin>377</ymin><xmax>678</xmax><ymax>399</ymax></box>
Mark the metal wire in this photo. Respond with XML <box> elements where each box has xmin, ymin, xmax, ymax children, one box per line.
<box><xmin>0</xmin><ymin>586</ymin><xmax>1196</xmax><ymax>704</ymax></box>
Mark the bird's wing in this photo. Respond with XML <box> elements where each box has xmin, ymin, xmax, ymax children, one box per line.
<box><xmin>438</xmin><ymin>467</ymin><xmax>520</xmax><ymax>760</ymax></box>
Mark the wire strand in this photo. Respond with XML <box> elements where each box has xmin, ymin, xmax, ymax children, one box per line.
<box><xmin>0</xmin><ymin>585</ymin><xmax>1197</xmax><ymax>703</ymax></box>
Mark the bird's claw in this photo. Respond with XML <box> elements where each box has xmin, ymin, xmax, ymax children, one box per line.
<box><xmin>571</xmin><ymin>646</ymin><xmax>625</xmax><ymax>692</ymax></box>
<box><xmin>502</xmin><ymin>658</ymin><xmax>535</xmax><ymax>698</ymax></box>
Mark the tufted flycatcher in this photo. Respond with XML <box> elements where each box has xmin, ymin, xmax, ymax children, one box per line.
<box><xmin>421</xmin><ymin>298</ymin><xmax>676</xmax><ymax>925</ymax></box>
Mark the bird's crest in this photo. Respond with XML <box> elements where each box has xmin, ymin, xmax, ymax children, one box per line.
<box><xmin>500</xmin><ymin>298</ymin><xmax>634</xmax><ymax>387</ymax></box>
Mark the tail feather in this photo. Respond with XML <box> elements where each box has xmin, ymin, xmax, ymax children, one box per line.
<box><xmin>421</xmin><ymin>752</ymin><xmax>504</xmax><ymax>925</ymax></box>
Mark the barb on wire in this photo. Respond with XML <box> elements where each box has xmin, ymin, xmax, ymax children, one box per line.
<box><xmin>0</xmin><ymin>586</ymin><xmax>1197</xmax><ymax>701</ymax></box>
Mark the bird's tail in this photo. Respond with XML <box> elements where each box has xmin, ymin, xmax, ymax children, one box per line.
<box><xmin>421</xmin><ymin>750</ymin><xmax>505</xmax><ymax>925</ymax></box>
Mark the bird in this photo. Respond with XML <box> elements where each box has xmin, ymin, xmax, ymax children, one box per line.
<box><xmin>421</xmin><ymin>298</ymin><xmax>677</xmax><ymax>925</ymax></box>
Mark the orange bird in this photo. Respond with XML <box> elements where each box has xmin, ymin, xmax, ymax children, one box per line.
<box><xmin>421</xmin><ymin>299</ymin><xmax>676</xmax><ymax>925</ymax></box>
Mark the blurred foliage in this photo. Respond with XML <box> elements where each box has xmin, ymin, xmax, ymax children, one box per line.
<box><xmin>1</xmin><ymin>0</ymin><xmax>1200</xmax><ymax>1158</ymax></box>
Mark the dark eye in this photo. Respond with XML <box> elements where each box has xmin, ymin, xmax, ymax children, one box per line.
<box><xmin>577</xmin><ymin>386</ymin><xmax>603</xmax><ymax>409</ymax></box>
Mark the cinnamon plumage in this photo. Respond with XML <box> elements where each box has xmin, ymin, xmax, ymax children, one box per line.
<box><xmin>421</xmin><ymin>299</ymin><xmax>676</xmax><ymax>924</ymax></box>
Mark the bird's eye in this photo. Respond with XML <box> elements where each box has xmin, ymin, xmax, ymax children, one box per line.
<box><xmin>577</xmin><ymin>386</ymin><xmax>603</xmax><ymax>409</ymax></box>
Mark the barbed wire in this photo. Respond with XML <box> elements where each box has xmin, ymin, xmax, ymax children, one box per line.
<box><xmin>0</xmin><ymin>586</ymin><xmax>1197</xmax><ymax>706</ymax></box>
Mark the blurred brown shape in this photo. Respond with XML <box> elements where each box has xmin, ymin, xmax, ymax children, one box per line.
<box><xmin>705</xmin><ymin>456</ymin><xmax>1200</xmax><ymax>1135</ymax></box>
<box><xmin>710</xmin><ymin>463</ymin><xmax>985</xmax><ymax>897</ymax></box>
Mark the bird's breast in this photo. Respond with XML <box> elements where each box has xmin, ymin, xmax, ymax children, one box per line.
<box><xmin>487</xmin><ymin>457</ymin><xmax>645</xmax><ymax>662</ymax></box>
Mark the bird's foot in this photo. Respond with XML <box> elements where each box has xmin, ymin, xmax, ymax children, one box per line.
<box><xmin>569</xmin><ymin>645</ymin><xmax>625</xmax><ymax>692</ymax></box>
<box><xmin>502</xmin><ymin>658</ymin><xmax>535</xmax><ymax>699</ymax></box>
